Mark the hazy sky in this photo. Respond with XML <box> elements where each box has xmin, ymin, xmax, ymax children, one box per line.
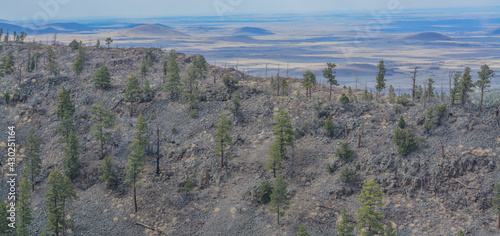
<box><xmin>1</xmin><ymin>0</ymin><xmax>499</xmax><ymax>21</ymax></box>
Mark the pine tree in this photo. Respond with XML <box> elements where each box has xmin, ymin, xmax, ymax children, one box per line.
<box><xmin>393</xmin><ymin>127</ymin><xmax>419</xmax><ymax>156</ymax></box>
<box><xmin>336</xmin><ymin>141</ymin><xmax>354</xmax><ymax>161</ymax></box>
<box><xmin>135</xmin><ymin>113</ymin><xmax>149</xmax><ymax>148</ymax></box>
<box><xmin>457</xmin><ymin>230</ymin><xmax>464</xmax><ymax>236</ymax></box>
<box><xmin>45</xmin><ymin>169</ymin><xmax>78</xmax><ymax>236</ymax></box>
<box><xmin>57</xmin><ymin>110</ymin><xmax>76</xmax><ymax>143</ymax></box>
<box><xmin>476</xmin><ymin>64</ymin><xmax>495</xmax><ymax>112</ymax></box>
<box><xmin>63</xmin><ymin>130</ymin><xmax>80</xmax><ymax>180</ymax></box>
<box><xmin>143</xmin><ymin>79</ymin><xmax>152</xmax><ymax>100</ymax></box>
<box><xmin>56</xmin><ymin>86</ymin><xmax>75</xmax><ymax>119</ymax></box>
<box><xmin>356</xmin><ymin>179</ymin><xmax>386</xmax><ymax>236</ymax></box>
<box><xmin>258</xmin><ymin>180</ymin><xmax>273</xmax><ymax>204</ymax></box>
<box><xmin>388</xmin><ymin>85</ymin><xmax>395</xmax><ymax>103</ymax></box>
<box><xmin>458</xmin><ymin>67</ymin><xmax>475</xmax><ymax>105</ymax></box>
<box><xmin>302</xmin><ymin>70</ymin><xmax>316</xmax><ymax>99</ymax></box>
<box><xmin>325</xmin><ymin>116</ymin><xmax>334</xmax><ymax>138</ymax></box>
<box><xmin>375</xmin><ymin>60</ymin><xmax>387</xmax><ymax>99</ymax></box>
<box><xmin>90</xmin><ymin>102</ymin><xmax>115</xmax><ymax>159</ymax></box>
<box><xmin>125</xmin><ymin>74</ymin><xmax>142</xmax><ymax>116</ymax></box>
<box><xmin>100</xmin><ymin>156</ymin><xmax>118</xmax><ymax>188</ymax></box>
<box><xmin>0</xmin><ymin>201</ymin><xmax>15</xmax><ymax>235</ymax></box>
<box><xmin>269</xmin><ymin>174</ymin><xmax>290</xmax><ymax>225</ymax></box>
<box><xmin>105</xmin><ymin>37</ymin><xmax>113</xmax><ymax>47</ymax></box>
<box><xmin>182</xmin><ymin>55</ymin><xmax>206</xmax><ymax>112</ymax></box>
<box><xmin>25</xmin><ymin>128</ymin><xmax>42</xmax><ymax>191</ymax></box>
<box><xmin>266</xmin><ymin>110</ymin><xmax>295</xmax><ymax>177</ymax></box>
<box><xmin>96</xmin><ymin>39</ymin><xmax>100</xmax><ymax>48</ymax></box>
<box><xmin>1</xmin><ymin>51</ymin><xmax>14</xmax><ymax>75</ymax></box>
<box><xmin>426</xmin><ymin>78</ymin><xmax>435</xmax><ymax>98</ymax></box>
<box><xmin>124</xmin><ymin>114</ymin><xmax>149</xmax><ymax>212</ymax></box>
<box><xmin>492</xmin><ymin>183</ymin><xmax>500</xmax><ymax>228</ymax></box>
<box><xmin>163</xmin><ymin>49</ymin><xmax>181</xmax><ymax>99</ymax></box>
<box><xmin>337</xmin><ymin>208</ymin><xmax>355</xmax><ymax>236</ymax></box>
<box><xmin>16</xmin><ymin>175</ymin><xmax>33</xmax><ymax>236</ymax></box>
<box><xmin>45</xmin><ymin>46</ymin><xmax>60</xmax><ymax>76</ymax></box>
<box><xmin>69</xmin><ymin>39</ymin><xmax>79</xmax><ymax>50</ymax></box>
<box><xmin>398</xmin><ymin>115</ymin><xmax>406</xmax><ymax>129</ymax></box>
<box><xmin>323</xmin><ymin>63</ymin><xmax>338</xmax><ymax>101</ymax></box>
<box><xmin>72</xmin><ymin>41</ymin><xmax>86</xmax><ymax>77</ymax></box>
<box><xmin>385</xmin><ymin>223</ymin><xmax>397</xmax><ymax>236</ymax></box>
<box><xmin>340</xmin><ymin>93</ymin><xmax>350</xmax><ymax>105</ymax></box>
<box><xmin>214</xmin><ymin>113</ymin><xmax>232</xmax><ymax>168</ymax></box>
<box><xmin>3</xmin><ymin>91</ymin><xmax>9</xmax><ymax>105</ymax></box>
<box><xmin>93</xmin><ymin>65</ymin><xmax>112</xmax><ymax>89</ymax></box>
<box><xmin>450</xmin><ymin>72</ymin><xmax>461</xmax><ymax>105</ymax></box>
<box><xmin>297</xmin><ymin>225</ymin><xmax>310</xmax><ymax>236</ymax></box>
<box><xmin>140</xmin><ymin>56</ymin><xmax>149</xmax><ymax>80</ymax></box>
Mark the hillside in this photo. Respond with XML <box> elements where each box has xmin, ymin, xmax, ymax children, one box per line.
<box><xmin>233</xmin><ymin>27</ymin><xmax>274</xmax><ymax>36</ymax></box>
<box><xmin>0</xmin><ymin>42</ymin><xmax>500</xmax><ymax>236</ymax></box>
<box><xmin>120</xmin><ymin>25</ymin><xmax>190</xmax><ymax>37</ymax></box>
<box><xmin>402</xmin><ymin>32</ymin><xmax>454</xmax><ymax>41</ymax></box>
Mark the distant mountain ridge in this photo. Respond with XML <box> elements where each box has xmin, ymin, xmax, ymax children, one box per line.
<box><xmin>121</xmin><ymin>24</ymin><xmax>190</xmax><ymax>37</ymax></box>
<box><xmin>402</xmin><ymin>32</ymin><xmax>454</xmax><ymax>41</ymax></box>
<box><xmin>233</xmin><ymin>27</ymin><xmax>273</xmax><ymax>36</ymax></box>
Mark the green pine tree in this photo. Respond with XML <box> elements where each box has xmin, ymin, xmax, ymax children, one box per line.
<box><xmin>356</xmin><ymin>179</ymin><xmax>386</xmax><ymax>236</ymax></box>
<box><xmin>214</xmin><ymin>113</ymin><xmax>232</xmax><ymax>168</ymax></box>
<box><xmin>450</xmin><ymin>72</ymin><xmax>461</xmax><ymax>105</ymax></box>
<box><xmin>302</xmin><ymin>70</ymin><xmax>316</xmax><ymax>99</ymax></box>
<box><xmin>375</xmin><ymin>60</ymin><xmax>387</xmax><ymax>99</ymax></box>
<box><xmin>72</xmin><ymin>41</ymin><xmax>85</xmax><ymax>77</ymax></box>
<box><xmin>63</xmin><ymin>131</ymin><xmax>81</xmax><ymax>180</ymax></box>
<box><xmin>90</xmin><ymin>102</ymin><xmax>115</xmax><ymax>159</ymax></box>
<box><xmin>45</xmin><ymin>46</ymin><xmax>60</xmax><ymax>76</ymax></box>
<box><xmin>57</xmin><ymin>110</ymin><xmax>76</xmax><ymax>143</ymax></box>
<box><xmin>125</xmin><ymin>113</ymin><xmax>148</xmax><ymax>212</ymax></box>
<box><xmin>56</xmin><ymin>86</ymin><xmax>75</xmax><ymax>119</ymax></box>
<box><xmin>25</xmin><ymin>128</ymin><xmax>42</xmax><ymax>191</ymax></box>
<box><xmin>1</xmin><ymin>51</ymin><xmax>14</xmax><ymax>75</ymax></box>
<box><xmin>143</xmin><ymin>78</ymin><xmax>152</xmax><ymax>100</ymax></box>
<box><xmin>297</xmin><ymin>225</ymin><xmax>310</xmax><ymax>236</ymax></box>
<box><xmin>426</xmin><ymin>78</ymin><xmax>435</xmax><ymax>98</ymax></box>
<box><xmin>269</xmin><ymin>174</ymin><xmax>290</xmax><ymax>225</ymax></box>
<box><xmin>100</xmin><ymin>156</ymin><xmax>118</xmax><ymax>188</ymax></box>
<box><xmin>45</xmin><ymin>169</ymin><xmax>78</xmax><ymax>236</ymax></box>
<box><xmin>458</xmin><ymin>67</ymin><xmax>475</xmax><ymax>105</ymax></box>
<box><xmin>0</xmin><ymin>201</ymin><xmax>15</xmax><ymax>235</ymax></box>
<box><xmin>323</xmin><ymin>63</ymin><xmax>338</xmax><ymax>101</ymax></box>
<box><xmin>93</xmin><ymin>65</ymin><xmax>112</xmax><ymax>89</ymax></box>
<box><xmin>398</xmin><ymin>115</ymin><xmax>406</xmax><ymax>129</ymax></box>
<box><xmin>105</xmin><ymin>37</ymin><xmax>113</xmax><ymax>47</ymax></box>
<box><xmin>266</xmin><ymin>110</ymin><xmax>295</xmax><ymax>177</ymax></box>
<box><xmin>140</xmin><ymin>56</ymin><xmax>149</xmax><ymax>80</ymax></box>
<box><xmin>337</xmin><ymin>208</ymin><xmax>355</xmax><ymax>236</ymax></box>
<box><xmin>258</xmin><ymin>180</ymin><xmax>273</xmax><ymax>204</ymax></box>
<box><xmin>3</xmin><ymin>91</ymin><xmax>9</xmax><ymax>105</ymax></box>
<box><xmin>476</xmin><ymin>64</ymin><xmax>495</xmax><ymax>112</ymax></box>
<box><xmin>125</xmin><ymin>74</ymin><xmax>143</xmax><ymax>116</ymax></box>
<box><xmin>385</xmin><ymin>223</ymin><xmax>397</xmax><ymax>236</ymax></box>
<box><xmin>457</xmin><ymin>230</ymin><xmax>464</xmax><ymax>236</ymax></box>
<box><xmin>336</xmin><ymin>141</ymin><xmax>355</xmax><ymax>161</ymax></box>
<box><xmin>163</xmin><ymin>49</ymin><xmax>181</xmax><ymax>100</ymax></box>
<box><xmin>16</xmin><ymin>175</ymin><xmax>33</xmax><ymax>236</ymax></box>
<box><xmin>393</xmin><ymin>127</ymin><xmax>420</xmax><ymax>156</ymax></box>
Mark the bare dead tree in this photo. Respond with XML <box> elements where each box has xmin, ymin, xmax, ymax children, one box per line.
<box><xmin>412</xmin><ymin>67</ymin><xmax>418</xmax><ymax>102</ymax></box>
<box><xmin>440</xmin><ymin>139</ymin><xmax>445</xmax><ymax>159</ymax></box>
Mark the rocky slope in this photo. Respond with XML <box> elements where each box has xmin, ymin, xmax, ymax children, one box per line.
<box><xmin>0</xmin><ymin>42</ymin><xmax>499</xmax><ymax>236</ymax></box>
